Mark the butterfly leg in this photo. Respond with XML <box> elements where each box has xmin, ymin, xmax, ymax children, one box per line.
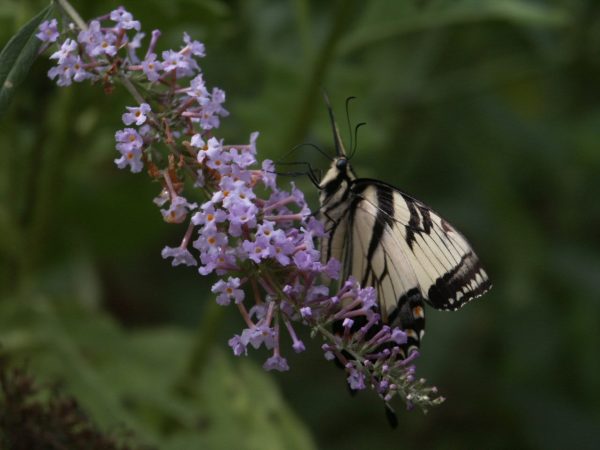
<box><xmin>272</xmin><ymin>161</ymin><xmax>321</xmax><ymax>187</ymax></box>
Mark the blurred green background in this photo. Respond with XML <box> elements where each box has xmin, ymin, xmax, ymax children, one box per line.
<box><xmin>1</xmin><ymin>0</ymin><xmax>600</xmax><ymax>449</ymax></box>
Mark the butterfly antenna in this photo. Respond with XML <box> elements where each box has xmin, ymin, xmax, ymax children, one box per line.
<box><xmin>345</xmin><ymin>96</ymin><xmax>356</xmax><ymax>154</ymax></box>
<box><xmin>294</xmin><ymin>143</ymin><xmax>333</xmax><ymax>162</ymax></box>
<box><xmin>322</xmin><ymin>90</ymin><xmax>348</xmax><ymax>157</ymax></box>
<box><xmin>349</xmin><ymin>122</ymin><xmax>366</xmax><ymax>160</ymax></box>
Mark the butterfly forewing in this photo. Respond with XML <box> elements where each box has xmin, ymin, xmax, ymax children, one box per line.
<box><xmin>352</xmin><ymin>179</ymin><xmax>492</xmax><ymax>311</ymax></box>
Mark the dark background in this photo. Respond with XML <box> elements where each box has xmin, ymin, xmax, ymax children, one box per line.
<box><xmin>1</xmin><ymin>1</ymin><xmax>599</xmax><ymax>449</ymax></box>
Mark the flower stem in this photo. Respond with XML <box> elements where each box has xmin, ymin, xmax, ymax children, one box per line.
<box><xmin>55</xmin><ymin>0</ymin><xmax>88</xmax><ymax>31</ymax></box>
<box><xmin>173</xmin><ymin>299</ymin><xmax>226</xmax><ymax>396</ymax></box>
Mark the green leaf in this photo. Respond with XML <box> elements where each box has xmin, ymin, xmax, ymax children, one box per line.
<box><xmin>0</xmin><ymin>297</ymin><xmax>316</xmax><ymax>450</ymax></box>
<box><xmin>0</xmin><ymin>3</ymin><xmax>55</xmax><ymax>118</ymax></box>
<box><xmin>339</xmin><ymin>0</ymin><xmax>570</xmax><ymax>55</ymax></box>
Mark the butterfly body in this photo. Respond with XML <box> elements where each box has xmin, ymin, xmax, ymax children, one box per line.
<box><xmin>318</xmin><ymin>103</ymin><xmax>491</xmax><ymax>355</ymax></box>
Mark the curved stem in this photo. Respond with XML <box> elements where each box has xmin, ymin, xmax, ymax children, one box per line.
<box><xmin>283</xmin><ymin>0</ymin><xmax>357</xmax><ymax>150</ymax></box>
<box><xmin>173</xmin><ymin>299</ymin><xmax>226</xmax><ymax>396</ymax></box>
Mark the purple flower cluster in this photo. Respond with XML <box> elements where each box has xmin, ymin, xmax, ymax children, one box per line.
<box><xmin>37</xmin><ymin>6</ymin><xmax>443</xmax><ymax>413</ymax></box>
<box><xmin>38</xmin><ymin>7</ymin><xmax>227</xmax><ymax>174</ymax></box>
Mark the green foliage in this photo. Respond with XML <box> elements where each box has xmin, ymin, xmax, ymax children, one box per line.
<box><xmin>1</xmin><ymin>0</ymin><xmax>600</xmax><ymax>449</ymax></box>
<box><xmin>0</xmin><ymin>4</ymin><xmax>54</xmax><ymax>118</ymax></box>
<box><xmin>0</xmin><ymin>298</ymin><xmax>315</xmax><ymax>449</ymax></box>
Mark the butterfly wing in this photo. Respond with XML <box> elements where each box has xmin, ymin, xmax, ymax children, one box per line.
<box><xmin>346</xmin><ymin>190</ymin><xmax>427</xmax><ymax>353</ymax></box>
<box><xmin>349</xmin><ymin>179</ymin><xmax>492</xmax><ymax>312</ymax></box>
<box><xmin>319</xmin><ymin>173</ymin><xmax>491</xmax><ymax>355</ymax></box>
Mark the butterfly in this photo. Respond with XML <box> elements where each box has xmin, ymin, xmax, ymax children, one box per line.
<box><xmin>318</xmin><ymin>98</ymin><xmax>492</xmax><ymax>357</ymax></box>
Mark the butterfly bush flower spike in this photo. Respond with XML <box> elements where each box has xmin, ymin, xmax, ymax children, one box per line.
<box><xmin>36</xmin><ymin>6</ymin><xmax>444</xmax><ymax>415</ymax></box>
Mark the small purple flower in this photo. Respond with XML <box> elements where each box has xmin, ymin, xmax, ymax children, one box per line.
<box><xmin>291</xmin><ymin>182</ymin><xmax>306</xmax><ymax>205</ymax></box>
<box><xmin>322</xmin><ymin>344</ymin><xmax>336</xmax><ymax>361</ymax></box>
<box><xmin>248</xmin><ymin>132</ymin><xmax>258</xmax><ymax>155</ymax></box>
<box><xmin>77</xmin><ymin>20</ymin><xmax>102</xmax><ymax>55</ymax></box>
<box><xmin>247</xmin><ymin>306</ymin><xmax>266</xmax><ymax>323</ymax></box>
<box><xmin>161</xmin><ymin>49</ymin><xmax>185</xmax><ymax>74</ymax></box>
<box><xmin>186</xmin><ymin>74</ymin><xmax>209</xmax><ymax>104</ymax></box>
<box><xmin>115</xmin><ymin>128</ymin><xmax>143</xmax><ymax>151</ymax></box>
<box><xmin>211</xmin><ymin>277</ymin><xmax>244</xmax><ymax>305</ymax></box>
<box><xmin>161</xmin><ymin>195</ymin><xmax>197</xmax><ymax>224</ymax></box>
<box><xmin>126</xmin><ymin>32</ymin><xmax>145</xmax><ymax>63</ymax></box>
<box><xmin>193</xmin><ymin>229</ymin><xmax>228</xmax><ymax>255</ymax></box>
<box><xmin>306</xmin><ymin>285</ymin><xmax>329</xmax><ymax>302</ymax></box>
<box><xmin>263</xmin><ymin>354</ymin><xmax>289</xmax><ymax>372</ymax></box>
<box><xmin>292</xmin><ymin>250</ymin><xmax>315</xmax><ymax>271</ymax></box>
<box><xmin>79</xmin><ymin>22</ymin><xmax>117</xmax><ymax>58</ymax></box>
<box><xmin>162</xmin><ymin>35</ymin><xmax>201</xmax><ymax>78</ymax></box>
<box><xmin>256</xmin><ymin>221</ymin><xmax>275</xmax><ymax>239</ymax></box>
<box><xmin>214</xmin><ymin>251</ymin><xmax>238</xmax><ymax>275</ymax></box>
<box><xmin>323</xmin><ymin>258</ymin><xmax>341</xmax><ymax>279</ymax></box>
<box><xmin>390</xmin><ymin>328</ymin><xmax>407</xmax><ymax>345</ymax></box>
<box><xmin>219</xmin><ymin>178</ymin><xmax>254</xmax><ymax>208</ymax></box>
<box><xmin>110</xmin><ymin>7</ymin><xmax>141</xmax><ymax>31</ymax></box>
<box><xmin>206</xmin><ymin>149</ymin><xmax>232</xmax><ymax>172</ymax></box>
<box><xmin>269</xmin><ymin>237</ymin><xmax>294</xmax><ymax>266</ymax></box>
<box><xmin>37</xmin><ymin>19</ymin><xmax>59</xmax><ymax>43</ymax></box>
<box><xmin>358</xmin><ymin>286</ymin><xmax>377</xmax><ymax>310</ymax></box>
<box><xmin>113</xmin><ymin>128</ymin><xmax>144</xmax><ymax>172</ymax></box>
<box><xmin>161</xmin><ymin>246</ymin><xmax>197</xmax><ymax>267</ymax></box>
<box><xmin>242</xmin><ymin>324</ymin><xmax>276</xmax><ymax>350</ymax></box>
<box><xmin>114</xmin><ymin>146</ymin><xmax>143</xmax><ymax>173</ymax></box>
<box><xmin>226</xmin><ymin>202</ymin><xmax>258</xmax><ymax>237</ymax></box>
<box><xmin>243</xmin><ymin>236</ymin><xmax>272</xmax><ymax>264</ymax></box>
<box><xmin>50</xmin><ymin>38</ymin><xmax>77</xmax><ymax>64</ymax></box>
<box><xmin>292</xmin><ymin>340</ymin><xmax>306</xmax><ymax>353</ymax></box>
<box><xmin>347</xmin><ymin>367</ymin><xmax>366</xmax><ymax>390</ymax></box>
<box><xmin>115</xmin><ymin>152</ymin><xmax>143</xmax><ymax>173</ymax></box>
<box><xmin>194</xmin><ymin>136</ymin><xmax>221</xmax><ymax>163</ymax></box>
<box><xmin>228</xmin><ymin>164</ymin><xmax>253</xmax><ymax>184</ymax></box>
<box><xmin>153</xmin><ymin>189</ymin><xmax>169</xmax><ymax>207</ymax></box>
<box><xmin>71</xmin><ymin>56</ymin><xmax>91</xmax><ymax>82</ymax></box>
<box><xmin>306</xmin><ymin>217</ymin><xmax>325</xmax><ymax>237</ymax></box>
<box><xmin>228</xmin><ymin>335</ymin><xmax>246</xmax><ymax>356</ymax></box>
<box><xmin>141</xmin><ymin>53</ymin><xmax>163</xmax><ymax>82</ymax></box>
<box><xmin>191</xmin><ymin>204</ymin><xmax>227</xmax><ymax>231</ymax></box>
<box><xmin>342</xmin><ymin>318</ymin><xmax>354</xmax><ymax>329</ymax></box>
<box><xmin>182</xmin><ymin>32</ymin><xmax>206</xmax><ymax>58</ymax></box>
<box><xmin>261</xmin><ymin>160</ymin><xmax>277</xmax><ymax>190</ymax></box>
<box><xmin>197</xmin><ymin>88</ymin><xmax>228</xmax><ymax>130</ymax></box>
<box><xmin>300</xmin><ymin>307</ymin><xmax>312</xmax><ymax>319</ymax></box>
<box><xmin>48</xmin><ymin>55</ymin><xmax>90</xmax><ymax>87</ymax></box>
<box><xmin>198</xmin><ymin>252</ymin><xmax>219</xmax><ymax>276</ymax></box>
<box><xmin>122</xmin><ymin>103</ymin><xmax>151</xmax><ymax>126</ymax></box>
<box><xmin>96</xmin><ymin>35</ymin><xmax>118</xmax><ymax>57</ymax></box>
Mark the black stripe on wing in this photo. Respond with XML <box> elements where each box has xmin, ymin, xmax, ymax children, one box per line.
<box><xmin>363</xmin><ymin>185</ymin><xmax>395</xmax><ymax>284</ymax></box>
<box><xmin>427</xmin><ymin>250</ymin><xmax>491</xmax><ymax>311</ymax></box>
